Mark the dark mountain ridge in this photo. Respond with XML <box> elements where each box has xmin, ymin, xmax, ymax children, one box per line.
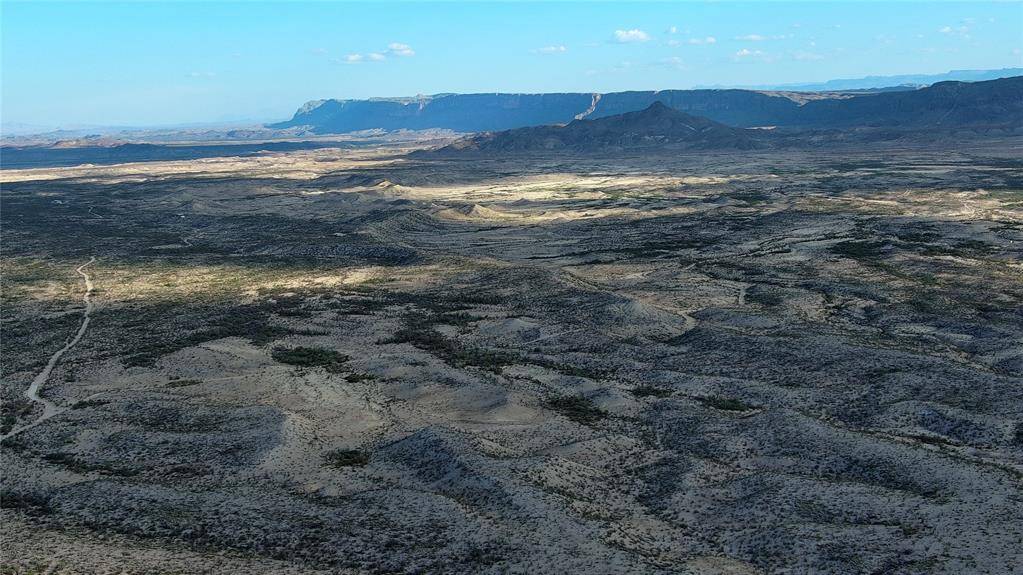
<box><xmin>445</xmin><ymin>102</ymin><xmax>766</xmax><ymax>153</ymax></box>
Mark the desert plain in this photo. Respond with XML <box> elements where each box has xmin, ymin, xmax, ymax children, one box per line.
<box><xmin>2</xmin><ymin>139</ymin><xmax>1023</xmax><ymax>574</ymax></box>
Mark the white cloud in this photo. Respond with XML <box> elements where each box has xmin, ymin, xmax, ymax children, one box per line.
<box><xmin>614</xmin><ymin>29</ymin><xmax>650</xmax><ymax>43</ymax></box>
<box><xmin>188</xmin><ymin>71</ymin><xmax>216</xmax><ymax>78</ymax></box>
<box><xmin>667</xmin><ymin>26</ymin><xmax>678</xmax><ymax>34</ymax></box>
<box><xmin>734</xmin><ymin>48</ymin><xmax>764</xmax><ymax>58</ymax></box>
<box><xmin>736</xmin><ymin>34</ymin><xmax>790</xmax><ymax>42</ymax></box>
<box><xmin>387</xmin><ymin>42</ymin><xmax>415</xmax><ymax>57</ymax></box>
<box><xmin>667</xmin><ymin>39</ymin><xmax>681</xmax><ymax>47</ymax></box>
<box><xmin>534</xmin><ymin>45</ymin><xmax>567</xmax><ymax>54</ymax></box>
<box><xmin>309</xmin><ymin>47</ymin><xmax>328</xmax><ymax>56</ymax></box>
<box><xmin>939</xmin><ymin>23</ymin><xmax>972</xmax><ymax>39</ymax></box>
<box><xmin>688</xmin><ymin>36</ymin><xmax>716</xmax><ymax>45</ymax></box>
<box><xmin>335</xmin><ymin>43</ymin><xmax>413</xmax><ymax>64</ymax></box>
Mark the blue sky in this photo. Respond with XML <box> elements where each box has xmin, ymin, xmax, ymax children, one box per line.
<box><xmin>2</xmin><ymin>1</ymin><xmax>1021</xmax><ymax>127</ymax></box>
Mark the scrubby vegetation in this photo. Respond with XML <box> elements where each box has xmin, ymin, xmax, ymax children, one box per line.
<box><xmin>384</xmin><ymin>313</ymin><xmax>519</xmax><ymax>373</ymax></box>
<box><xmin>323</xmin><ymin>449</ymin><xmax>370</xmax><ymax>468</ymax></box>
<box><xmin>546</xmin><ymin>395</ymin><xmax>607</xmax><ymax>425</ymax></box>
<box><xmin>630</xmin><ymin>385</ymin><xmax>674</xmax><ymax>398</ymax></box>
<box><xmin>830</xmin><ymin>240</ymin><xmax>887</xmax><ymax>261</ymax></box>
<box><xmin>697</xmin><ymin>395</ymin><xmax>756</xmax><ymax>412</ymax></box>
<box><xmin>272</xmin><ymin>347</ymin><xmax>350</xmax><ymax>372</ymax></box>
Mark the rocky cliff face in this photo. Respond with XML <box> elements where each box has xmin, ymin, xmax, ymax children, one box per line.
<box><xmin>274</xmin><ymin>76</ymin><xmax>1022</xmax><ymax>134</ymax></box>
<box><xmin>271</xmin><ymin>93</ymin><xmax>596</xmax><ymax>133</ymax></box>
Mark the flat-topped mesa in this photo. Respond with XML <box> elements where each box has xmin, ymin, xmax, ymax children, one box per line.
<box><xmin>274</xmin><ymin>76</ymin><xmax>1023</xmax><ymax>135</ymax></box>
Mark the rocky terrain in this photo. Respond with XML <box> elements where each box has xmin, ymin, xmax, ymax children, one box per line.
<box><xmin>2</xmin><ymin>135</ymin><xmax>1022</xmax><ymax>573</ymax></box>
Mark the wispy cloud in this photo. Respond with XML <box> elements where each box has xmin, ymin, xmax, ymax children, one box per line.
<box><xmin>387</xmin><ymin>42</ymin><xmax>415</xmax><ymax>57</ymax></box>
<box><xmin>533</xmin><ymin>45</ymin><xmax>567</xmax><ymax>55</ymax></box>
<box><xmin>655</xmin><ymin>56</ymin><xmax>686</xmax><ymax>70</ymax></box>
<box><xmin>614</xmin><ymin>29</ymin><xmax>650</xmax><ymax>43</ymax></box>
<box><xmin>688</xmin><ymin>36</ymin><xmax>716</xmax><ymax>45</ymax></box>
<box><xmin>939</xmin><ymin>24</ymin><xmax>971</xmax><ymax>39</ymax></box>
<box><xmin>733</xmin><ymin>48</ymin><xmax>777</xmax><ymax>63</ymax></box>
<box><xmin>188</xmin><ymin>71</ymin><xmax>216</xmax><ymax>78</ymax></box>
<box><xmin>309</xmin><ymin>47</ymin><xmax>328</xmax><ymax>56</ymax></box>
<box><xmin>335</xmin><ymin>43</ymin><xmax>414</xmax><ymax>64</ymax></box>
<box><xmin>735</xmin><ymin>34</ymin><xmax>790</xmax><ymax>41</ymax></box>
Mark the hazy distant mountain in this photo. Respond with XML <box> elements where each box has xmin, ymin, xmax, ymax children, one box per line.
<box><xmin>719</xmin><ymin>67</ymin><xmax>1023</xmax><ymax>92</ymax></box>
<box><xmin>443</xmin><ymin>102</ymin><xmax>765</xmax><ymax>153</ymax></box>
<box><xmin>787</xmin><ymin>76</ymin><xmax>1023</xmax><ymax>128</ymax></box>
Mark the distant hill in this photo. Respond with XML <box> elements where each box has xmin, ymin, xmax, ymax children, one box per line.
<box><xmin>443</xmin><ymin>102</ymin><xmax>766</xmax><ymax>153</ymax></box>
<box><xmin>274</xmin><ymin>75</ymin><xmax>1022</xmax><ymax>134</ymax></box>
<box><xmin>725</xmin><ymin>67</ymin><xmax>1023</xmax><ymax>92</ymax></box>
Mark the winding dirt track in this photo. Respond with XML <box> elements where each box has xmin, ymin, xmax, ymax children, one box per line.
<box><xmin>1</xmin><ymin>257</ymin><xmax>96</xmax><ymax>441</ymax></box>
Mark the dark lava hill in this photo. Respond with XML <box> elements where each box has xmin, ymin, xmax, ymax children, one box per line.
<box><xmin>443</xmin><ymin>102</ymin><xmax>766</xmax><ymax>153</ymax></box>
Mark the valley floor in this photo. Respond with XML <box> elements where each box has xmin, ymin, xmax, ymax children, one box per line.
<box><xmin>2</xmin><ymin>141</ymin><xmax>1022</xmax><ymax>574</ymax></box>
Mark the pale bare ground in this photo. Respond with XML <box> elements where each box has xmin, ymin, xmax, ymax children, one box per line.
<box><xmin>2</xmin><ymin>142</ymin><xmax>1022</xmax><ymax>574</ymax></box>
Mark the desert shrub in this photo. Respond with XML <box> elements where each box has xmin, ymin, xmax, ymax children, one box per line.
<box><xmin>746</xmin><ymin>288</ymin><xmax>784</xmax><ymax>307</ymax></box>
<box><xmin>0</xmin><ymin>490</ymin><xmax>52</xmax><ymax>516</ymax></box>
<box><xmin>324</xmin><ymin>449</ymin><xmax>370</xmax><ymax>468</ymax></box>
<box><xmin>166</xmin><ymin>379</ymin><xmax>202</xmax><ymax>388</ymax></box>
<box><xmin>272</xmin><ymin>346</ymin><xmax>349</xmax><ymax>372</ymax></box>
<box><xmin>698</xmin><ymin>395</ymin><xmax>755</xmax><ymax>412</ymax></box>
<box><xmin>344</xmin><ymin>372</ymin><xmax>375</xmax><ymax>383</ymax></box>
<box><xmin>630</xmin><ymin>385</ymin><xmax>673</xmax><ymax>398</ymax></box>
<box><xmin>830</xmin><ymin>240</ymin><xmax>887</xmax><ymax>261</ymax></box>
<box><xmin>547</xmin><ymin>395</ymin><xmax>607</xmax><ymax>425</ymax></box>
<box><xmin>1</xmin><ymin>397</ymin><xmax>34</xmax><ymax>435</ymax></box>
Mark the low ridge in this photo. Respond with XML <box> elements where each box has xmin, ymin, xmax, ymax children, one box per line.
<box><xmin>445</xmin><ymin>101</ymin><xmax>765</xmax><ymax>153</ymax></box>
